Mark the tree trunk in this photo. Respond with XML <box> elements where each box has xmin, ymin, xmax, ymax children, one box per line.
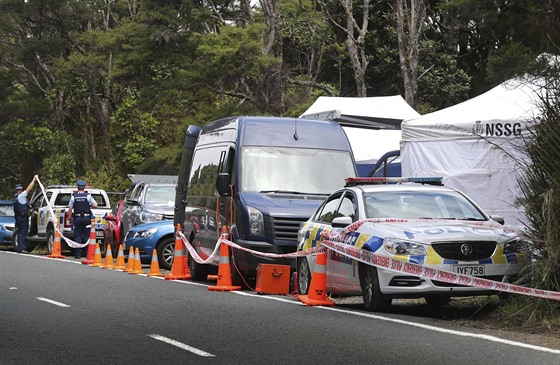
<box><xmin>320</xmin><ymin>0</ymin><xmax>370</xmax><ymax>97</ymax></box>
<box><xmin>395</xmin><ymin>0</ymin><xmax>425</xmax><ymax>108</ymax></box>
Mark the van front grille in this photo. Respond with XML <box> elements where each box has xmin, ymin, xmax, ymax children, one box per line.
<box><xmin>270</xmin><ymin>216</ymin><xmax>305</xmax><ymax>243</ymax></box>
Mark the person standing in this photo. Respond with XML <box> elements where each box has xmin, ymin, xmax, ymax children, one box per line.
<box><xmin>13</xmin><ymin>175</ymin><xmax>37</xmax><ymax>253</ymax></box>
<box><xmin>68</xmin><ymin>179</ymin><xmax>98</xmax><ymax>259</ymax></box>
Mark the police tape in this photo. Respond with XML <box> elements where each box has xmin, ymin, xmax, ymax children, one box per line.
<box><xmin>179</xmin><ymin>231</ymin><xmax>325</xmax><ymax>265</ymax></box>
<box><xmin>321</xmin><ymin>239</ymin><xmax>560</xmax><ymax>301</ymax></box>
<box><xmin>35</xmin><ymin>177</ymin><xmax>88</xmax><ymax>249</ymax></box>
<box><xmin>178</xmin><ymin>229</ymin><xmax>560</xmax><ymax>301</ymax></box>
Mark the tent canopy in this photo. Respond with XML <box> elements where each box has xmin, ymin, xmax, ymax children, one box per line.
<box><xmin>402</xmin><ymin>78</ymin><xmax>544</xmax><ymax>141</ymax></box>
<box><xmin>300</xmin><ymin>95</ymin><xmax>420</xmax><ymax>130</ymax></box>
<box><xmin>400</xmin><ymin>77</ymin><xmax>546</xmax><ymax>227</ymax></box>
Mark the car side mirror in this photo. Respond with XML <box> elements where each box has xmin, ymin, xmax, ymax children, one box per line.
<box><xmin>216</xmin><ymin>173</ymin><xmax>231</xmax><ymax>197</ymax></box>
<box><xmin>490</xmin><ymin>215</ymin><xmax>505</xmax><ymax>225</ymax></box>
<box><xmin>332</xmin><ymin>216</ymin><xmax>352</xmax><ymax>228</ymax></box>
<box><xmin>126</xmin><ymin>198</ymin><xmax>139</xmax><ymax>205</ymax></box>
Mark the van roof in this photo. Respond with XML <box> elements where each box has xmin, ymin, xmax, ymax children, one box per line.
<box><xmin>200</xmin><ymin>116</ymin><xmax>352</xmax><ymax>151</ymax></box>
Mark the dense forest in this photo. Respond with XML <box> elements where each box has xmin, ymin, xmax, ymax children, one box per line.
<box><xmin>1</xmin><ymin>0</ymin><xmax>558</xmax><ymax>195</ymax></box>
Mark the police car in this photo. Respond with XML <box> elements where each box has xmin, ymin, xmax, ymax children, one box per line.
<box><xmin>25</xmin><ymin>185</ymin><xmax>112</xmax><ymax>254</ymax></box>
<box><xmin>296</xmin><ymin>177</ymin><xmax>528</xmax><ymax>311</ymax></box>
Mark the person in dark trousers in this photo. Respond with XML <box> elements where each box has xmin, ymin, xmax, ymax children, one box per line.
<box><xmin>13</xmin><ymin>176</ymin><xmax>37</xmax><ymax>253</ymax></box>
<box><xmin>68</xmin><ymin>179</ymin><xmax>98</xmax><ymax>259</ymax></box>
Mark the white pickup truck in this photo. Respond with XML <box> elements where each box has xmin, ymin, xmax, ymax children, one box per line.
<box><xmin>22</xmin><ymin>185</ymin><xmax>112</xmax><ymax>254</ymax></box>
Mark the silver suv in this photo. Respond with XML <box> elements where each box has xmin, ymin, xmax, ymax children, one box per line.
<box><xmin>120</xmin><ymin>175</ymin><xmax>177</xmax><ymax>239</ymax></box>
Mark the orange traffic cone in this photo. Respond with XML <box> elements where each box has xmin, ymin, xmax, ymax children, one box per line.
<box><xmin>114</xmin><ymin>244</ymin><xmax>126</xmax><ymax>270</ymax></box>
<box><xmin>147</xmin><ymin>249</ymin><xmax>163</xmax><ymax>277</ymax></box>
<box><xmin>102</xmin><ymin>244</ymin><xmax>115</xmax><ymax>269</ymax></box>
<box><xmin>47</xmin><ymin>228</ymin><xmax>65</xmax><ymax>259</ymax></box>
<box><xmin>82</xmin><ymin>220</ymin><xmax>97</xmax><ymax>265</ymax></box>
<box><xmin>125</xmin><ymin>246</ymin><xmax>135</xmax><ymax>272</ymax></box>
<box><xmin>208</xmin><ymin>226</ymin><xmax>241</xmax><ymax>291</ymax></box>
<box><xmin>129</xmin><ymin>247</ymin><xmax>144</xmax><ymax>275</ymax></box>
<box><xmin>165</xmin><ymin>225</ymin><xmax>190</xmax><ymax>280</ymax></box>
<box><xmin>91</xmin><ymin>243</ymin><xmax>103</xmax><ymax>267</ymax></box>
<box><xmin>297</xmin><ymin>251</ymin><xmax>334</xmax><ymax>306</ymax></box>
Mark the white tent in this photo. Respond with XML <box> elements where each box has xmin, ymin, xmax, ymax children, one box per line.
<box><xmin>401</xmin><ymin>78</ymin><xmax>545</xmax><ymax>227</ymax></box>
<box><xmin>300</xmin><ymin>96</ymin><xmax>420</xmax><ymax>163</ymax></box>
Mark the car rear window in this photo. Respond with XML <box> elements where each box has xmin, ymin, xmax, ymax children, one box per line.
<box><xmin>54</xmin><ymin>192</ymin><xmax>109</xmax><ymax>207</ymax></box>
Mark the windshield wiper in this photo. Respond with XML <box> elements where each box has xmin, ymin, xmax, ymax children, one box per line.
<box><xmin>259</xmin><ymin>190</ymin><xmax>303</xmax><ymax>194</ymax></box>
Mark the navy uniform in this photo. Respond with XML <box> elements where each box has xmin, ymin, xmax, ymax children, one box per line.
<box><xmin>68</xmin><ymin>179</ymin><xmax>98</xmax><ymax>259</ymax></box>
<box><xmin>13</xmin><ymin>176</ymin><xmax>37</xmax><ymax>253</ymax></box>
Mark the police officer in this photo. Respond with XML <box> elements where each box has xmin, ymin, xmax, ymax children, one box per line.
<box><xmin>68</xmin><ymin>179</ymin><xmax>98</xmax><ymax>259</ymax></box>
<box><xmin>13</xmin><ymin>176</ymin><xmax>37</xmax><ymax>253</ymax></box>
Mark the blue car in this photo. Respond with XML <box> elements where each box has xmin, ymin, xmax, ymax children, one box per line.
<box><xmin>123</xmin><ymin>220</ymin><xmax>176</xmax><ymax>270</ymax></box>
<box><xmin>0</xmin><ymin>200</ymin><xmax>16</xmax><ymax>249</ymax></box>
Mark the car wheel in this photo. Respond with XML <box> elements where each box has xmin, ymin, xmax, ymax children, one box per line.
<box><xmin>359</xmin><ymin>262</ymin><xmax>391</xmax><ymax>312</ymax></box>
<box><xmin>156</xmin><ymin>237</ymin><xmax>175</xmax><ymax>271</ymax></box>
<box><xmin>46</xmin><ymin>227</ymin><xmax>55</xmax><ymax>255</ymax></box>
<box><xmin>297</xmin><ymin>257</ymin><xmax>311</xmax><ymax>295</ymax></box>
<box><xmin>188</xmin><ymin>246</ymin><xmax>209</xmax><ymax>282</ymax></box>
<box><xmin>425</xmin><ymin>296</ymin><xmax>451</xmax><ymax>306</ymax></box>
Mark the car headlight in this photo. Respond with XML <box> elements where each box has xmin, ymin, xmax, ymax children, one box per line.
<box><xmin>132</xmin><ymin>227</ymin><xmax>158</xmax><ymax>238</ymax></box>
<box><xmin>247</xmin><ymin>206</ymin><xmax>264</xmax><ymax>236</ymax></box>
<box><xmin>503</xmin><ymin>237</ymin><xmax>530</xmax><ymax>254</ymax></box>
<box><xmin>140</xmin><ymin>211</ymin><xmax>163</xmax><ymax>222</ymax></box>
<box><xmin>383</xmin><ymin>238</ymin><xmax>427</xmax><ymax>256</ymax></box>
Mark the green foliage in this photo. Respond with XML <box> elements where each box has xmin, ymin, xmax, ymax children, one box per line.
<box><xmin>487</xmin><ymin>43</ymin><xmax>537</xmax><ymax>86</ymax></box>
<box><xmin>496</xmin><ymin>295</ymin><xmax>560</xmax><ymax>329</ymax></box>
<box><xmin>518</xmin><ymin>83</ymin><xmax>560</xmax><ymax>293</ymax></box>
<box><xmin>110</xmin><ymin>91</ymin><xmax>158</xmax><ymax>172</ymax></box>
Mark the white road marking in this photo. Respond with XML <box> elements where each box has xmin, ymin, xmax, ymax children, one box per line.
<box><xmin>319</xmin><ymin>306</ymin><xmax>560</xmax><ymax>355</ymax></box>
<box><xmin>148</xmin><ymin>334</ymin><xmax>215</xmax><ymax>357</ymax></box>
<box><xmin>233</xmin><ymin>290</ymin><xmax>560</xmax><ymax>355</ymax></box>
<box><xmin>37</xmin><ymin>297</ymin><xmax>71</xmax><ymax>308</ymax></box>
<box><xmin>5</xmin><ymin>251</ymin><xmax>558</xmax><ymax>354</ymax></box>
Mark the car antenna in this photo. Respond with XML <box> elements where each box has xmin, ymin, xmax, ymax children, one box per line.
<box><xmin>293</xmin><ymin>118</ymin><xmax>298</xmax><ymax>141</ymax></box>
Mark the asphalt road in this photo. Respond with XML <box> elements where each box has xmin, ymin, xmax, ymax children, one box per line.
<box><xmin>1</xmin><ymin>251</ymin><xmax>559</xmax><ymax>364</ymax></box>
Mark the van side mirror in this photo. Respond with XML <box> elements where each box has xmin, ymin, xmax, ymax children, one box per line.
<box><xmin>216</xmin><ymin>173</ymin><xmax>231</xmax><ymax>197</ymax></box>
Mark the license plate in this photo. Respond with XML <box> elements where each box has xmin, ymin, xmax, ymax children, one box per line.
<box><xmin>452</xmin><ymin>265</ymin><xmax>485</xmax><ymax>276</ymax></box>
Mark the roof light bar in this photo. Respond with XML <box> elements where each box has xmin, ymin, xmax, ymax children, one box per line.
<box><xmin>345</xmin><ymin>177</ymin><xmax>443</xmax><ymax>186</ymax></box>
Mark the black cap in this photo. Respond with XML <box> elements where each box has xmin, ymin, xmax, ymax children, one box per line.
<box><xmin>14</xmin><ymin>183</ymin><xmax>23</xmax><ymax>191</ymax></box>
<box><xmin>76</xmin><ymin>179</ymin><xmax>87</xmax><ymax>188</ymax></box>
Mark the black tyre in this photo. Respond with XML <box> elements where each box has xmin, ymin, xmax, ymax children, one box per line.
<box><xmin>228</xmin><ymin>247</ymin><xmax>248</xmax><ymax>288</ymax></box>
<box><xmin>297</xmin><ymin>257</ymin><xmax>312</xmax><ymax>295</ymax></box>
<box><xmin>46</xmin><ymin>227</ymin><xmax>55</xmax><ymax>255</ymax></box>
<box><xmin>359</xmin><ymin>262</ymin><xmax>391</xmax><ymax>312</ymax></box>
<box><xmin>156</xmin><ymin>236</ymin><xmax>175</xmax><ymax>271</ymax></box>
<box><xmin>188</xmin><ymin>248</ymin><xmax>209</xmax><ymax>282</ymax></box>
<box><xmin>425</xmin><ymin>296</ymin><xmax>451</xmax><ymax>306</ymax></box>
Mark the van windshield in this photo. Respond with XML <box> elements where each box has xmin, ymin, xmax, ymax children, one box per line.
<box><xmin>240</xmin><ymin>147</ymin><xmax>355</xmax><ymax>194</ymax></box>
